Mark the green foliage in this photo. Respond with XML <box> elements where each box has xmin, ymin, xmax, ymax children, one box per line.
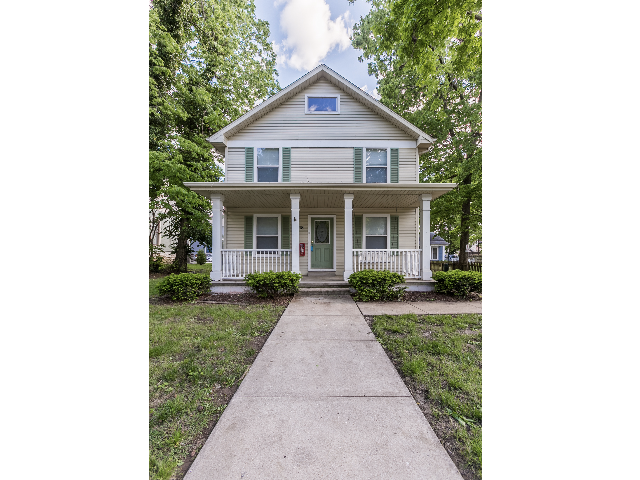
<box><xmin>196</xmin><ymin>249</ymin><xmax>206</xmax><ymax>265</ymax></box>
<box><xmin>348</xmin><ymin>269</ymin><xmax>406</xmax><ymax>301</ymax></box>
<box><xmin>150</xmin><ymin>256</ymin><xmax>164</xmax><ymax>273</ymax></box>
<box><xmin>245</xmin><ymin>271</ymin><xmax>302</xmax><ymax>298</ymax></box>
<box><xmin>432</xmin><ymin>270</ymin><xmax>482</xmax><ymax>297</ymax></box>
<box><xmin>351</xmin><ymin>0</ymin><xmax>482</xmax><ymax>261</ymax></box>
<box><xmin>157</xmin><ymin>273</ymin><xmax>211</xmax><ymax>302</ymax></box>
<box><xmin>149</xmin><ymin>0</ymin><xmax>280</xmax><ymax>272</ymax></box>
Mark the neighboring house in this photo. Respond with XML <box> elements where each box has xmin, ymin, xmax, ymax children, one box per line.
<box><xmin>184</xmin><ymin>65</ymin><xmax>456</xmax><ymax>288</ymax></box>
<box><xmin>430</xmin><ymin>233</ymin><xmax>449</xmax><ymax>261</ymax></box>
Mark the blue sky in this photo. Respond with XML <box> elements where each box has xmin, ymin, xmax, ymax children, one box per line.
<box><xmin>254</xmin><ymin>0</ymin><xmax>380</xmax><ymax>98</ymax></box>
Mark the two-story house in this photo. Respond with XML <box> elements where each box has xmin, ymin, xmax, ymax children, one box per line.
<box><xmin>185</xmin><ymin>65</ymin><xmax>456</xmax><ymax>290</ymax></box>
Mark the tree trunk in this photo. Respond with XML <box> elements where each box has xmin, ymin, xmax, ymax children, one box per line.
<box><xmin>458</xmin><ymin>174</ymin><xmax>472</xmax><ymax>271</ymax></box>
<box><xmin>173</xmin><ymin>218</ymin><xmax>189</xmax><ymax>272</ymax></box>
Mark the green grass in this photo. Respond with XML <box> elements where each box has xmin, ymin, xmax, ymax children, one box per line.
<box><xmin>149</xmin><ymin>303</ymin><xmax>284</xmax><ymax>480</ymax></box>
<box><xmin>371</xmin><ymin>313</ymin><xmax>482</xmax><ymax>478</ymax></box>
<box><xmin>187</xmin><ymin>263</ymin><xmax>212</xmax><ymax>274</ymax></box>
<box><xmin>150</xmin><ymin>278</ymin><xmax>164</xmax><ymax>298</ymax></box>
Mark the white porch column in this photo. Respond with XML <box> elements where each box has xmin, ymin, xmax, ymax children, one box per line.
<box><xmin>290</xmin><ymin>194</ymin><xmax>301</xmax><ymax>274</ymax></box>
<box><xmin>344</xmin><ymin>194</ymin><xmax>354</xmax><ymax>281</ymax></box>
<box><xmin>210</xmin><ymin>194</ymin><xmax>224</xmax><ymax>281</ymax></box>
<box><xmin>420</xmin><ymin>194</ymin><xmax>432</xmax><ymax>280</ymax></box>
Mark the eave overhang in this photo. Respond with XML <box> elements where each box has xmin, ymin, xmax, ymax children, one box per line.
<box><xmin>184</xmin><ymin>182</ymin><xmax>457</xmax><ymax>209</ymax></box>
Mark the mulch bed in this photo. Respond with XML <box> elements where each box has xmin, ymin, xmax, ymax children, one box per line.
<box><xmin>150</xmin><ymin>291</ymin><xmax>294</xmax><ymax>308</ymax></box>
<box><xmin>402</xmin><ymin>291</ymin><xmax>482</xmax><ymax>302</ymax></box>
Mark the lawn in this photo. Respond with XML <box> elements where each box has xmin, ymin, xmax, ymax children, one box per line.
<box><xmin>370</xmin><ymin>313</ymin><xmax>482</xmax><ymax>480</ymax></box>
<box><xmin>149</xmin><ymin>302</ymin><xmax>285</xmax><ymax>480</ymax></box>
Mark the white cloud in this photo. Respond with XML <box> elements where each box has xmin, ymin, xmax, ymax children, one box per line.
<box><xmin>275</xmin><ymin>0</ymin><xmax>352</xmax><ymax>71</ymax></box>
<box><xmin>360</xmin><ymin>84</ymin><xmax>381</xmax><ymax>100</ymax></box>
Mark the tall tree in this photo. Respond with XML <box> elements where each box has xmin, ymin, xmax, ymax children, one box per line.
<box><xmin>149</xmin><ymin>0</ymin><xmax>280</xmax><ymax>271</ymax></box>
<box><xmin>352</xmin><ymin>0</ymin><xmax>482</xmax><ymax>267</ymax></box>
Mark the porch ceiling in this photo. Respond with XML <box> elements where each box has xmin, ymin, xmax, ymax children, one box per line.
<box><xmin>183</xmin><ymin>183</ymin><xmax>457</xmax><ymax>209</ymax></box>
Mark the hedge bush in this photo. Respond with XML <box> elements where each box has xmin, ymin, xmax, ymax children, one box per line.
<box><xmin>157</xmin><ymin>273</ymin><xmax>212</xmax><ymax>302</ymax></box>
<box><xmin>245</xmin><ymin>271</ymin><xmax>302</xmax><ymax>298</ymax></box>
<box><xmin>348</xmin><ymin>269</ymin><xmax>406</xmax><ymax>302</ymax></box>
<box><xmin>432</xmin><ymin>270</ymin><xmax>482</xmax><ymax>297</ymax></box>
<box><xmin>196</xmin><ymin>249</ymin><xmax>206</xmax><ymax>265</ymax></box>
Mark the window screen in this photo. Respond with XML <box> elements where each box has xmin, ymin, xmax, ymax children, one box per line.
<box><xmin>257</xmin><ymin>148</ymin><xmax>279</xmax><ymax>182</ymax></box>
<box><xmin>366</xmin><ymin>148</ymin><xmax>387</xmax><ymax>183</ymax></box>
<box><xmin>307</xmin><ymin>97</ymin><xmax>337</xmax><ymax>112</ymax></box>
<box><xmin>365</xmin><ymin>217</ymin><xmax>388</xmax><ymax>249</ymax></box>
<box><xmin>256</xmin><ymin>217</ymin><xmax>278</xmax><ymax>249</ymax></box>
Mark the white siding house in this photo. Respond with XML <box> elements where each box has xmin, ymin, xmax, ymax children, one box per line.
<box><xmin>185</xmin><ymin>65</ymin><xmax>456</xmax><ymax>287</ymax></box>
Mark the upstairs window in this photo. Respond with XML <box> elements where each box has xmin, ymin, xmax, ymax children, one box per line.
<box><xmin>305</xmin><ymin>95</ymin><xmax>340</xmax><ymax>114</ymax></box>
<box><xmin>256</xmin><ymin>148</ymin><xmax>279</xmax><ymax>182</ymax></box>
<box><xmin>365</xmin><ymin>148</ymin><xmax>388</xmax><ymax>183</ymax></box>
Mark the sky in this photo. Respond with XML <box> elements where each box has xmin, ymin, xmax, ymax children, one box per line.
<box><xmin>254</xmin><ymin>0</ymin><xmax>380</xmax><ymax>98</ymax></box>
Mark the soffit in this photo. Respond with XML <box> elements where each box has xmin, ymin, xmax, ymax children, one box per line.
<box><xmin>184</xmin><ymin>183</ymin><xmax>456</xmax><ymax>209</ymax></box>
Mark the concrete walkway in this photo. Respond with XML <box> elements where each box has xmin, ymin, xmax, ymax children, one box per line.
<box><xmin>185</xmin><ymin>295</ymin><xmax>463</xmax><ymax>480</ymax></box>
<box><xmin>357</xmin><ymin>300</ymin><xmax>482</xmax><ymax>316</ymax></box>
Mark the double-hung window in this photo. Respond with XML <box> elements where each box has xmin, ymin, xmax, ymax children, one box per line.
<box><xmin>256</xmin><ymin>148</ymin><xmax>280</xmax><ymax>182</ymax></box>
<box><xmin>365</xmin><ymin>148</ymin><xmax>388</xmax><ymax>183</ymax></box>
<box><xmin>255</xmin><ymin>215</ymin><xmax>280</xmax><ymax>251</ymax></box>
<box><xmin>364</xmin><ymin>215</ymin><xmax>389</xmax><ymax>249</ymax></box>
<box><xmin>431</xmin><ymin>247</ymin><xmax>438</xmax><ymax>260</ymax></box>
<box><xmin>305</xmin><ymin>95</ymin><xmax>340</xmax><ymax>114</ymax></box>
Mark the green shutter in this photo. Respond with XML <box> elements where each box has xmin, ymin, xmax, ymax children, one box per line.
<box><xmin>245</xmin><ymin>147</ymin><xmax>254</xmax><ymax>182</ymax></box>
<box><xmin>390</xmin><ymin>215</ymin><xmax>399</xmax><ymax>249</ymax></box>
<box><xmin>244</xmin><ymin>215</ymin><xmax>253</xmax><ymax>250</ymax></box>
<box><xmin>354</xmin><ymin>147</ymin><xmax>363</xmax><ymax>183</ymax></box>
<box><xmin>353</xmin><ymin>215</ymin><xmax>363</xmax><ymax>249</ymax></box>
<box><xmin>281</xmin><ymin>215</ymin><xmax>290</xmax><ymax>249</ymax></box>
<box><xmin>390</xmin><ymin>148</ymin><xmax>399</xmax><ymax>183</ymax></box>
<box><xmin>282</xmin><ymin>147</ymin><xmax>291</xmax><ymax>182</ymax></box>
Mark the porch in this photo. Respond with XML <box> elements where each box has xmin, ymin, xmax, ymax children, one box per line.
<box><xmin>183</xmin><ymin>182</ymin><xmax>457</xmax><ymax>282</ymax></box>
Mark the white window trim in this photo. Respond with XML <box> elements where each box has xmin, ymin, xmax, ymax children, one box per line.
<box><xmin>431</xmin><ymin>246</ymin><xmax>439</xmax><ymax>260</ymax></box>
<box><xmin>305</xmin><ymin>94</ymin><xmax>340</xmax><ymax>114</ymax></box>
<box><xmin>363</xmin><ymin>147</ymin><xmax>391</xmax><ymax>184</ymax></box>
<box><xmin>253</xmin><ymin>214</ymin><xmax>281</xmax><ymax>254</ymax></box>
<box><xmin>254</xmin><ymin>147</ymin><xmax>282</xmax><ymax>183</ymax></box>
<box><xmin>363</xmin><ymin>214</ymin><xmax>391</xmax><ymax>250</ymax></box>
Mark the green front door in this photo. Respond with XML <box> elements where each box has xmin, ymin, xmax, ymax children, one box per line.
<box><xmin>311</xmin><ymin>218</ymin><xmax>333</xmax><ymax>269</ymax></box>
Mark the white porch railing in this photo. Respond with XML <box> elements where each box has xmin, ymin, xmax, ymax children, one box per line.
<box><xmin>352</xmin><ymin>249</ymin><xmax>422</xmax><ymax>279</ymax></box>
<box><xmin>222</xmin><ymin>249</ymin><xmax>292</xmax><ymax>279</ymax></box>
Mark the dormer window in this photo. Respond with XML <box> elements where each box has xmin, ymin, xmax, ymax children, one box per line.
<box><xmin>305</xmin><ymin>95</ymin><xmax>340</xmax><ymax>114</ymax></box>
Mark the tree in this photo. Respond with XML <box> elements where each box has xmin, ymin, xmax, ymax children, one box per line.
<box><xmin>351</xmin><ymin>0</ymin><xmax>482</xmax><ymax>268</ymax></box>
<box><xmin>149</xmin><ymin>0</ymin><xmax>280</xmax><ymax>271</ymax></box>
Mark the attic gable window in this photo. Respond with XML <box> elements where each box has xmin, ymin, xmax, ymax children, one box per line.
<box><xmin>305</xmin><ymin>95</ymin><xmax>340</xmax><ymax>114</ymax></box>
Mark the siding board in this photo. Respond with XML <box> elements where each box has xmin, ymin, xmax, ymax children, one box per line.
<box><xmin>229</xmin><ymin>80</ymin><xmax>414</xmax><ymax>141</ymax></box>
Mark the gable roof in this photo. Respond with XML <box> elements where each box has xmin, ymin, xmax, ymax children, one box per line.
<box><xmin>430</xmin><ymin>233</ymin><xmax>449</xmax><ymax>246</ymax></box>
<box><xmin>207</xmin><ymin>64</ymin><xmax>436</xmax><ymax>153</ymax></box>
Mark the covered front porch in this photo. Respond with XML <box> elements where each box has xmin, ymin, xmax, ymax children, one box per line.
<box><xmin>184</xmin><ymin>183</ymin><xmax>456</xmax><ymax>284</ymax></box>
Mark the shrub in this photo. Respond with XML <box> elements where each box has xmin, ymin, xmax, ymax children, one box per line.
<box><xmin>149</xmin><ymin>256</ymin><xmax>164</xmax><ymax>273</ymax></box>
<box><xmin>432</xmin><ymin>270</ymin><xmax>482</xmax><ymax>297</ymax></box>
<box><xmin>348</xmin><ymin>269</ymin><xmax>406</xmax><ymax>302</ymax></box>
<box><xmin>157</xmin><ymin>273</ymin><xmax>212</xmax><ymax>302</ymax></box>
<box><xmin>245</xmin><ymin>271</ymin><xmax>302</xmax><ymax>298</ymax></box>
<box><xmin>196</xmin><ymin>249</ymin><xmax>206</xmax><ymax>265</ymax></box>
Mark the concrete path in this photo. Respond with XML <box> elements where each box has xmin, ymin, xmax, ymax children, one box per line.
<box><xmin>185</xmin><ymin>295</ymin><xmax>463</xmax><ymax>480</ymax></box>
<box><xmin>357</xmin><ymin>300</ymin><xmax>482</xmax><ymax>316</ymax></box>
